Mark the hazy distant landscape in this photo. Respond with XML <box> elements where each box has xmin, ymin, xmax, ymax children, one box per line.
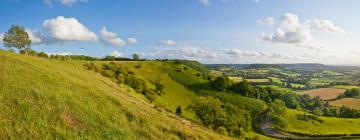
<box><xmin>1</xmin><ymin>0</ymin><xmax>360</xmax><ymax>140</ymax></box>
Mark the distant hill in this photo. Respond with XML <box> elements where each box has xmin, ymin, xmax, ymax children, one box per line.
<box><xmin>206</xmin><ymin>63</ymin><xmax>360</xmax><ymax>71</ymax></box>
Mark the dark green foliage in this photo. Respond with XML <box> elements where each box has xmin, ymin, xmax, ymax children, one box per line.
<box><xmin>281</xmin><ymin>93</ymin><xmax>300</xmax><ymax>109</ymax></box>
<box><xmin>50</xmin><ymin>54</ymin><xmax>98</xmax><ymax>60</ymax></box>
<box><xmin>3</xmin><ymin>25</ymin><xmax>31</xmax><ymax>54</ymax></box>
<box><xmin>187</xmin><ymin>96</ymin><xmax>250</xmax><ymax>136</ymax></box>
<box><xmin>154</xmin><ymin>81</ymin><xmax>165</xmax><ymax>95</ymax></box>
<box><xmin>266</xmin><ymin>99</ymin><xmax>287</xmax><ymax>128</ymax></box>
<box><xmin>176</xmin><ymin>106</ymin><xmax>182</xmax><ymax>115</ymax></box>
<box><xmin>337</xmin><ymin>88</ymin><xmax>360</xmax><ymax>99</ymax></box>
<box><xmin>133</xmin><ymin>53</ymin><xmax>140</xmax><ymax>60</ymax></box>
<box><xmin>211</xmin><ymin>76</ymin><xmax>230</xmax><ymax>92</ymax></box>
<box><xmin>37</xmin><ymin>52</ymin><xmax>48</xmax><ymax>58</ymax></box>
<box><xmin>230</xmin><ymin>80</ymin><xmax>254</xmax><ymax>97</ymax></box>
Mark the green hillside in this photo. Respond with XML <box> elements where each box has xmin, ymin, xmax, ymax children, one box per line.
<box><xmin>0</xmin><ymin>50</ymin><xmax>234</xmax><ymax>139</ymax></box>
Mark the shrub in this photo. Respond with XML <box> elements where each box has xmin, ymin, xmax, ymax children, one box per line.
<box><xmin>211</xmin><ymin>76</ymin><xmax>230</xmax><ymax>92</ymax></box>
<box><xmin>176</xmin><ymin>106</ymin><xmax>182</xmax><ymax>115</ymax></box>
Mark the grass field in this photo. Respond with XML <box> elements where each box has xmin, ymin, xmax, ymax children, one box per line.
<box><xmin>283</xmin><ymin>109</ymin><xmax>360</xmax><ymax>135</ymax></box>
<box><xmin>332</xmin><ymin>85</ymin><xmax>360</xmax><ymax>89</ymax></box>
<box><xmin>330</xmin><ymin>98</ymin><xmax>360</xmax><ymax>109</ymax></box>
<box><xmin>269</xmin><ymin>77</ymin><xmax>282</xmax><ymax>84</ymax></box>
<box><xmin>228</xmin><ymin>76</ymin><xmax>243</xmax><ymax>83</ymax></box>
<box><xmin>298</xmin><ymin>88</ymin><xmax>346</xmax><ymax>100</ymax></box>
<box><xmin>0</xmin><ymin>50</ymin><xmax>234</xmax><ymax>139</ymax></box>
<box><xmin>246</xmin><ymin>79</ymin><xmax>270</xmax><ymax>83</ymax></box>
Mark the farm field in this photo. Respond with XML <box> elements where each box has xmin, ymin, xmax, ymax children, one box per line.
<box><xmin>331</xmin><ymin>98</ymin><xmax>360</xmax><ymax>109</ymax></box>
<box><xmin>246</xmin><ymin>79</ymin><xmax>270</xmax><ymax>83</ymax></box>
<box><xmin>298</xmin><ymin>88</ymin><xmax>346</xmax><ymax>100</ymax></box>
<box><xmin>333</xmin><ymin>85</ymin><xmax>360</xmax><ymax>89</ymax></box>
<box><xmin>228</xmin><ymin>76</ymin><xmax>243</xmax><ymax>83</ymax></box>
<box><xmin>282</xmin><ymin>109</ymin><xmax>360</xmax><ymax>135</ymax></box>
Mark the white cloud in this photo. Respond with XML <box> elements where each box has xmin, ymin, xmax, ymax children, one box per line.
<box><xmin>223</xmin><ymin>48</ymin><xmax>296</xmax><ymax>59</ymax></box>
<box><xmin>158</xmin><ymin>40</ymin><xmax>177</xmax><ymax>46</ymax></box>
<box><xmin>351</xmin><ymin>50</ymin><xmax>360</xmax><ymax>55</ymax></box>
<box><xmin>199</xmin><ymin>0</ymin><xmax>210</xmax><ymax>5</ymax></box>
<box><xmin>0</xmin><ymin>33</ymin><xmax>4</xmax><ymax>43</ymax></box>
<box><xmin>100</xmin><ymin>27</ymin><xmax>126</xmax><ymax>47</ymax></box>
<box><xmin>109</xmin><ymin>51</ymin><xmax>123</xmax><ymax>57</ymax></box>
<box><xmin>127</xmin><ymin>37</ymin><xmax>138</xmax><ymax>45</ymax></box>
<box><xmin>257</xmin><ymin>17</ymin><xmax>274</xmax><ymax>26</ymax></box>
<box><xmin>43</xmin><ymin>16</ymin><xmax>97</xmax><ymax>42</ymax></box>
<box><xmin>44</xmin><ymin>0</ymin><xmax>88</xmax><ymax>7</ymax></box>
<box><xmin>25</xmin><ymin>29</ymin><xmax>43</xmax><ymax>44</ymax></box>
<box><xmin>305</xmin><ymin>18</ymin><xmax>345</xmax><ymax>33</ymax></box>
<box><xmin>260</xmin><ymin>13</ymin><xmax>344</xmax><ymax>51</ymax></box>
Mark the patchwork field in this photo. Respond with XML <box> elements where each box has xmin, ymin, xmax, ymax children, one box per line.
<box><xmin>331</xmin><ymin>98</ymin><xmax>360</xmax><ymax>109</ymax></box>
<box><xmin>298</xmin><ymin>88</ymin><xmax>346</xmax><ymax>100</ymax></box>
<box><xmin>228</xmin><ymin>76</ymin><xmax>243</xmax><ymax>83</ymax></box>
<box><xmin>332</xmin><ymin>85</ymin><xmax>360</xmax><ymax>89</ymax></box>
<box><xmin>246</xmin><ymin>79</ymin><xmax>270</xmax><ymax>83</ymax></box>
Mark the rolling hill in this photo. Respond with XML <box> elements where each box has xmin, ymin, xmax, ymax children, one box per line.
<box><xmin>0</xmin><ymin>50</ymin><xmax>235</xmax><ymax>139</ymax></box>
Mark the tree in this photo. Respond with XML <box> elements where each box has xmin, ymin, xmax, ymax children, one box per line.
<box><xmin>230</xmin><ymin>80</ymin><xmax>254</xmax><ymax>97</ymax></box>
<box><xmin>188</xmin><ymin>96</ymin><xmax>226</xmax><ymax>128</ymax></box>
<box><xmin>176</xmin><ymin>106</ymin><xmax>182</xmax><ymax>115</ymax></box>
<box><xmin>132</xmin><ymin>53</ymin><xmax>140</xmax><ymax>60</ymax></box>
<box><xmin>3</xmin><ymin>25</ymin><xmax>31</xmax><ymax>54</ymax></box>
<box><xmin>211</xmin><ymin>76</ymin><xmax>230</xmax><ymax>92</ymax></box>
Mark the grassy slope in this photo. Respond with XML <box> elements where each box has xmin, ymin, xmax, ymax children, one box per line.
<box><xmin>118</xmin><ymin>61</ymin><xmax>199</xmax><ymax>119</ymax></box>
<box><xmin>282</xmin><ymin>109</ymin><xmax>360</xmax><ymax>135</ymax></box>
<box><xmin>0</xmin><ymin>51</ymin><xmax>232</xmax><ymax>140</ymax></box>
<box><xmin>118</xmin><ymin>61</ymin><xmax>274</xmax><ymax>139</ymax></box>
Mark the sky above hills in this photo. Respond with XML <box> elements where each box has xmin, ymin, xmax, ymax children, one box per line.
<box><xmin>1</xmin><ymin>0</ymin><xmax>360</xmax><ymax>64</ymax></box>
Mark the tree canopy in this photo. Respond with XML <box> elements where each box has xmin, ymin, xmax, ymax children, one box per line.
<box><xmin>3</xmin><ymin>25</ymin><xmax>31</xmax><ymax>53</ymax></box>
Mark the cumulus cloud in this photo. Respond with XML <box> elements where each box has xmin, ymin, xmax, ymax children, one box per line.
<box><xmin>43</xmin><ymin>16</ymin><xmax>97</xmax><ymax>42</ymax></box>
<box><xmin>199</xmin><ymin>0</ymin><xmax>210</xmax><ymax>5</ymax></box>
<box><xmin>25</xmin><ymin>29</ymin><xmax>43</xmax><ymax>44</ymax></box>
<box><xmin>44</xmin><ymin>0</ymin><xmax>88</xmax><ymax>7</ymax></box>
<box><xmin>158</xmin><ymin>40</ymin><xmax>177</xmax><ymax>46</ymax></box>
<box><xmin>260</xmin><ymin>13</ymin><xmax>344</xmax><ymax>50</ymax></box>
<box><xmin>127</xmin><ymin>37</ymin><xmax>138</xmax><ymax>45</ymax></box>
<box><xmin>223</xmin><ymin>48</ymin><xmax>296</xmax><ymax>59</ymax></box>
<box><xmin>305</xmin><ymin>19</ymin><xmax>345</xmax><ymax>33</ymax></box>
<box><xmin>108</xmin><ymin>50</ymin><xmax>123</xmax><ymax>57</ymax></box>
<box><xmin>147</xmin><ymin>47</ymin><xmax>218</xmax><ymax>62</ymax></box>
<box><xmin>257</xmin><ymin>17</ymin><xmax>275</xmax><ymax>26</ymax></box>
<box><xmin>0</xmin><ymin>33</ymin><xmax>4</xmax><ymax>43</ymax></box>
<box><xmin>351</xmin><ymin>50</ymin><xmax>360</xmax><ymax>55</ymax></box>
<box><xmin>100</xmin><ymin>27</ymin><xmax>126</xmax><ymax>47</ymax></box>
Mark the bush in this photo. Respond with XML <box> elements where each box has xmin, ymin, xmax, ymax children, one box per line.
<box><xmin>37</xmin><ymin>52</ymin><xmax>48</xmax><ymax>58</ymax></box>
<box><xmin>211</xmin><ymin>76</ymin><xmax>230</xmax><ymax>92</ymax></box>
<box><xmin>176</xmin><ymin>106</ymin><xmax>182</xmax><ymax>115</ymax></box>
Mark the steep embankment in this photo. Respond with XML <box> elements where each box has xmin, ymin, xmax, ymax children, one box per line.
<box><xmin>0</xmin><ymin>51</ymin><xmax>232</xmax><ymax>139</ymax></box>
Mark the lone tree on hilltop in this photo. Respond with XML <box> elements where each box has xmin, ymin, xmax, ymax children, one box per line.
<box><xmin>3</xmin><ymin>25</ymin><xmax>31</xmax><ymax>54</ymax></box>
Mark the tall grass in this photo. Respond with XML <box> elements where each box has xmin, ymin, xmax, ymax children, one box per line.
<box><xmin>0</xmin><ymin>51</ymin><xmax>232</xmax><ymax>139</ymax></box>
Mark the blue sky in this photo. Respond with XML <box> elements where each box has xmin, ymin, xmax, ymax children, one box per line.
<box><xmin>1</xmin><ymin>0</ymin><xmax>360</xmax><ymax>64</ymax></box>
